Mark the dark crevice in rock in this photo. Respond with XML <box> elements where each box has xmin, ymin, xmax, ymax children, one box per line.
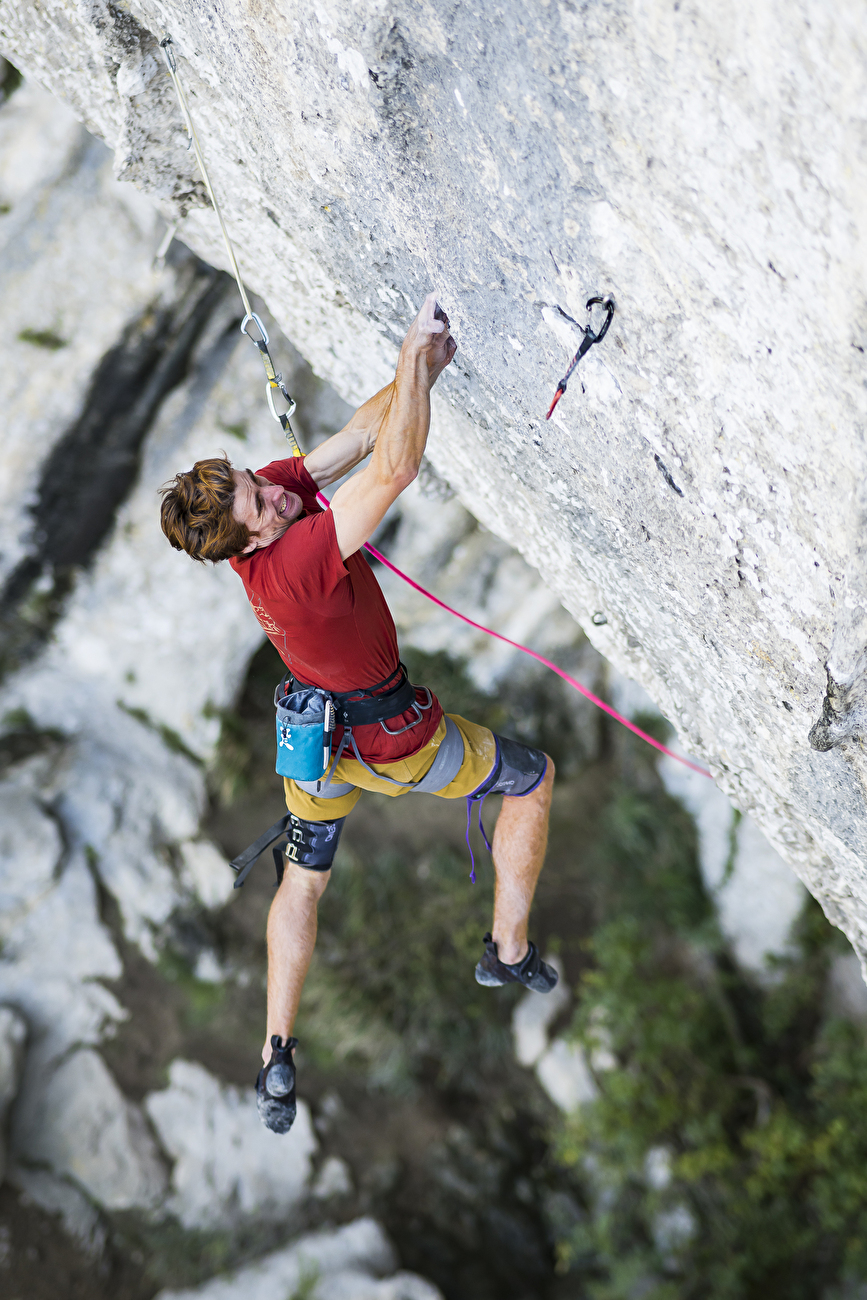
<box><xmin>0</xmin><ymin>253</ymin><xmax>236</xmax><ymax>680</ymax></box>
<box><xmin>0</xmin><ymin>57</ymin><xmax>23</xmax><ymax>104</ymax></box>
<box><xmin>0</xmin><ymin>709</ymin><xmax>66</xmax><ymax>779</ymax></box>
<box><xmin>654</xmin><ymin>453</ymin><xmax>684</xmax><ymax>497</ymax></box>
<box><xmin>809</xmin><ymin>666</ymin><xmax>867</xmax><ymax>752</ymax></box>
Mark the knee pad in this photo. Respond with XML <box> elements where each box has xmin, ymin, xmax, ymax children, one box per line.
<box><xmin>277</xmin><ymin>813</ymin><xmax>346</xmax><ymax>883</ymax></box>
<box><xmin>461</xmin><ymin>735</ymin><xmax>548</xmax><ymax>883</ymax></box>
<box><xmin>472</xmin><ymin>734</ymin><xmax>548</xmax><ymax>800</ymax></box>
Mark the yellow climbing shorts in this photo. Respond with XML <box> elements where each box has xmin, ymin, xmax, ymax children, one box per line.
<box><xmin>283</xmin><ymin>713</ymin><xmax>497</xmax><ymax>821</ymax></box>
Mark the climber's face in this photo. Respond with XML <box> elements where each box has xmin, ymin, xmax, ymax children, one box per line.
<box><xmin>232</xmin><ymin>469</ymin><xmax>303</xmax><ymax>552</ymax></box>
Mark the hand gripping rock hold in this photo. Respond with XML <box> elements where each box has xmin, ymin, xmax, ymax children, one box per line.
<box><xmin>256</xmin><ymin>1035</ymin><xmax>298</xmax><ymax>1134</ymax></box>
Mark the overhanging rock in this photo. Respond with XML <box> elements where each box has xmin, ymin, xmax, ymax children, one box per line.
<box><xmin>3</xmin><ymin>2</ymin><xmax>867</xmax><ymax>957</ymax></box>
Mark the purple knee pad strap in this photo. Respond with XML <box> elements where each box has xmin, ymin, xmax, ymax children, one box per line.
<box><xmin>463</xmin><ymin>735</ymin><xmax>549</xmax><ymax>881</ymax></box>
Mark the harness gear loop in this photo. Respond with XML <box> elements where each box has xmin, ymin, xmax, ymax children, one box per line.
<box><xmin>546</xmin><ymin>295</ymin><xmax>615</xmax><ymax>419</ymax></box>
<box><xmin>159</xmin><ymin>36</ymin><xmax>302</xmax><ymax>457</ymax></box>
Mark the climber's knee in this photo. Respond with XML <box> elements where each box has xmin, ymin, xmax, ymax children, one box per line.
<box><xmin>282</xmin><ymin>812</ymin><xmax>346</xmax><ymax>873</ymax></box>
<box><xmin>472</xmin><ymin>735</ymin><xmax>551</xmax><ymax>800</ymax></box>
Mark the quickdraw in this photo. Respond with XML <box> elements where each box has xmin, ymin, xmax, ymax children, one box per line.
<box><xmin>546</xmin><ymin>295</ymin><xmax>615</xmax><ymax>419</ymax></box>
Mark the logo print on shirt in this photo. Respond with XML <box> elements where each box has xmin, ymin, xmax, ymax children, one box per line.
<box><xmin>250</xmin><ymin>591</ymin><xmax>284</xmax><ymax>638</ymax></box>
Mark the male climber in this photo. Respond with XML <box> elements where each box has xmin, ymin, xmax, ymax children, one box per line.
<box><xmin>160</xmin><ymin>294</ymin><xmax>557</xmax><ymax>1132</ymax></box>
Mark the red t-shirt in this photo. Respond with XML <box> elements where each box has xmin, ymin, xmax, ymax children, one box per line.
<box><xmin>229</xmin><ymin>456</ymin><xmax>442</xmax><ymax>764</ymax></box>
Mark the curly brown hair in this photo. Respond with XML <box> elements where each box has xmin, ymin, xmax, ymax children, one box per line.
<box><xmin>159</xmin><ymin>454</ymin><xmax>251</xmax><ymax>563</ymax></box>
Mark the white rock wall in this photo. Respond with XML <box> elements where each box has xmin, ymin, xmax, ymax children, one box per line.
<box><xmin>2</xmin><ymin>0</ymin><xmax>865</xmax><ymax>960</ymax></box>
<box><xmin>155</xmin><ymin>1218</ymin><xmax>443</xmax><ymax>1300</ymax></box>
<box><xmin>0</xmin><ymin>83</ymin><xmax>288</xmax><ymax>1230</ymax></box>
<box><xmin>145</xmin><ymin>1060</ymin><xmax>317</xmax><ymax>1230</ymax></box>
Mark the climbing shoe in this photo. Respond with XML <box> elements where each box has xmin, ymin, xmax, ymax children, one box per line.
<box><xmin>256</xmin><ymin>1035</ymin><xmax>298</xmax><ymax>1134</ymax></box>
<box><xmin>474</xmin><ymin>932</ymin><xmax>559</xmax><ymax>993</ymax></box>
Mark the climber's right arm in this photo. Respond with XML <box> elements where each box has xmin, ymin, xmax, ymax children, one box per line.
<box><xmin>327</xmin><ymin>294</ymin><xmax>455</xmax><ymax>561</ymax></box>
<box><xmin>302</xmin><ymin>382</ymin><xmax>395</xmax><ymax>489</ymax></box>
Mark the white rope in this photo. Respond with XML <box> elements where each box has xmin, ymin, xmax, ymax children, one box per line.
<box><xmin>160</xmin><ymin>38</ymin><xmax>252</xmax><ymax>318</ymax></box>
<box><xmin>159</xmin><ymin>36</ymin><xmax>302</xmax><ymax>457</ymax></box>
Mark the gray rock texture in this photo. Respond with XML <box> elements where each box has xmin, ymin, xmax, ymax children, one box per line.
<box><xmin>659</xmin><ymin>744</ymin><xmax>806</xmax><ymax>975</ymax></box>
<box><xmin>2</xmin><ymin>0</ymin><xmax>865</xmax><ymax>959</ymax></box>
<box><xmin>155</xmin><ymin>1217</ymin><xmax>442</xmax><ymax>1300</ymax></box>
<box><xmin>0</xmin><ymin>1006</ymin><xmax>26</xmax><ymax>1184</ymax></box>
<box><xmin>144</xmin><ymin>1059</ymin><xmax>317</xmax><ymax>1230</ymax></box>
<box><xmin>12</xmin><ymin>1046</ymin><xmax>168</xmax><ymax>1211</ymax></box>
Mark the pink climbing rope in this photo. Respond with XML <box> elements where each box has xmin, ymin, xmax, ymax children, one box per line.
<box><xmin>366</xmin><ymin>541</ymin><xmax>712</xmax><ymax>777</ymax></box>
<box><xmin>315</xmin><ymin>493</ymin><xmax>711</xmax><ymax>778</ymax></box>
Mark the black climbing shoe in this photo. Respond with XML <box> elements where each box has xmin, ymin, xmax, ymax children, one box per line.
<box><xmin>474</xmin><ymin>932</ymin><xmax>559</xmax><ymax>993</ymax></box>
<box><xmin>256</xmin><ymin>1035</ymin><xmax>298</xmax><ymax>1134</ymax></box>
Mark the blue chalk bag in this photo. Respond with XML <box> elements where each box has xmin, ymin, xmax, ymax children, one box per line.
<box><xmin>274</xmin><ymin>685</ymin><xmax>336</xmax><ymax>782</ymax></box>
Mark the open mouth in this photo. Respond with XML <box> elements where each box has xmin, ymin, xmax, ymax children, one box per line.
<box><xmin>279</xmin><ymin>492</ymin><xmax>287</xmax><ymax>516</ymax></box>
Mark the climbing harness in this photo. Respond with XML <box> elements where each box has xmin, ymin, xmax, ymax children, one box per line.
<box><xmin>231</xmin><ymin>808</ymin><xmax>347</xmax><ymax>887</ymax></box>
<box><xmin>272</xmin><ymin>663</ymin><xmax>443</xmax><ymax>791</ymax></box>
<box><xmin>159</xmin><ymin>35</ymin><xmax>712</xmax><ymax>892</ymax></box>
<box><xmin>159</xmin><ymin>37</ymin><xmax>301</xmax><ymax>455</ymax></box>
<box><xmin>546</xmin><ymin>296</ymin><xmax>615</xmax><ymax>419</ymax></box>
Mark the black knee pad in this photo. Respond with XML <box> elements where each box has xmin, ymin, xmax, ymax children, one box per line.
<box><xmin>473</xmin><ymin>734</ymin><xmax>548</xmax><ymax>800</ymax></box>
<box><xmin>276</xmin><ymin>813</ymin><xmax>346</xmax><ymax>884</ymax></box>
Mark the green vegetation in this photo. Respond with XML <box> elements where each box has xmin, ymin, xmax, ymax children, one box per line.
<box><xmin>157</xmin><ymin>947</ymin><xmax>227</xmax><ymax>1030</ymax></box>
<box><xmin>289</xmin><ymin>1260</ymin><xmax>321</xmax><ymax>1300</ymax></box>
<box><xmin>198</xmin><ymin>641</ymin><xmax>867</xmax><ymax>1298</ymax></box>
<box><xmin>0</xmin><ymin>706</ymin><xmax>65</xmax><ymax>775</ymax></box>
<box><xmin>218</xmin><ymin>419</ymin><xmax>249</xmax><ymax>441</ymax></box>
<box><xmin>552</xmin><ymin>789</ymin><xmax>867</xmax><ymax>1299</ymax></box>
<box><xmin>297</xmin><ymin>842</ymin><xmax>519</xmax><ymax>1092</ymax></box>
<box><xmin>0</xmin><ymin>59</ymin><xmax>22</xmax><ymax>104</ymax></box>
<box><xmin>17</xmin><ymin>326</ymin><xmax>68</xmax><ymax>350</ymax></box>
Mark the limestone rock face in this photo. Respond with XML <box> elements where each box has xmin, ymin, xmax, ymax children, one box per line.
<box><xmin>2</xmin><ymin>1</ymin><xmax>866</xmax><ymax>957</ymax></box>
<box><xmin>144</xmin><ymin>1059</ymin><xmax>318</xmax><ymax>1230</ymax></box>
<box><xmin>154</xmin><ymin>1217</ymin><xmax>443</xmax><ymax>1300</ymax></box>
<box><xmin>13</xmin><ymin>1047</ymin><xmax>168</xmax><ymax>1211</ymax></box>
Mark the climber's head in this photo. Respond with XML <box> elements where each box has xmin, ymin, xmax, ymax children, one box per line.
<box><xmin>160</xmin><ymin>456</ymin><xmax>301</xmax><ymax>562</ymax></box>
<box><xmin>160</xmin><ymin>455</ymin><xmax>246</xmax><ymax>562</ymax></box>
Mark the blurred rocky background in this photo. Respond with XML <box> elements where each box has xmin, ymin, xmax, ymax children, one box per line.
<box><xmin>2</xmin><ymin>66</ymin><xmax>867</xmax><ymax>1300</ymax></box>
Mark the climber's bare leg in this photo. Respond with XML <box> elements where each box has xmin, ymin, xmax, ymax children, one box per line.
<box><xmin>489</xmin><ymin>757</ymin><xmax>555</xmax><ymax>964</ymax></box>
<box><xmin>262</xmin><ymin>863</ymin><xmax>329</xmax><ymax>1063</ymax></box>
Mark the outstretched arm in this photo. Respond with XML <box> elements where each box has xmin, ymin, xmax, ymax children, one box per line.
<box><xmin>304</xmin><ymin>296</ymin><xmax>455</xmax><ymax>493</ymax></box>
<box><xmin>302</xmin><ymin>382</ymin><xmax>395</xmax><ymax>489</ymax></box>
<box><xmin>306</xmin><ymin>295</ymin><xmax>455</xmax><ymax>557</ymax></box>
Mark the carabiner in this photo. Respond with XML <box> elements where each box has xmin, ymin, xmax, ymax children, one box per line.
<box><xmin>159</xmin><ymin>36</ymin><xmax>177</xmax><ymax>73</ymax></box>
<box><xmin>584</xmin><ymin>295</ymin><xmax>615</xmax><ymax>344</ymax></box>
<box><xmin>241</xmin><ymin>312</ymin><xmax>269</xmax><ymax>346</ymax></box>
<box><xmin>267</xmin><ymin>379</ymin><xmax>297</xmax><ymax>423</ymax></box>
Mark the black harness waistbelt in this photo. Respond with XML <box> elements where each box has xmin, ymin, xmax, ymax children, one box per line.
<box><xmin>278</xmin><ymin>662</ymin><xmax>427</xmax><ymax>733</ymax></box>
